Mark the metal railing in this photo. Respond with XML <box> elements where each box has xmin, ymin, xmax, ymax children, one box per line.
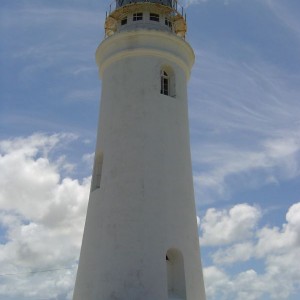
<box><xmin>106</xmin><ymin>0</ymin><xmax>186</xmax><ymax>19</ymax></box>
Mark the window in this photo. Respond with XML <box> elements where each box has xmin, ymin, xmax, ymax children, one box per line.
<box><xmin>133</xmin><ymin>12</ymin><xmax>143</xmax><ymax>21</ymax></box>
<box><xmin>150</xmin><ymin>13</ymin><xmax>159</xmax><ymax>22</ymax></box>
<box><xmin>160</xmin><ymin>66</ymin><xmax>175</xmax><ymax>97</ymax></box>
<box><xmin>161</xmin><ymin>70</ymin><xmax>169</xmax><ymax>95</ymax></box>
<box><xmin>165</xmin><ymin>18</ymin><xmax>172</xmax><ymax>29</ymax></box>
<box><xmin>91</xmin><ymin>151</ymin><xmax>103</xmax><ymax>191</ymax></box>
<box><xmin>121</xmin><ymin>17</ymin><xmax>127</xmax><ymax>25</ymax></box>
<box><xmin>166</xmin><ymin>249</ymin><xmax>186</xmax><ymax>299</ymax></box>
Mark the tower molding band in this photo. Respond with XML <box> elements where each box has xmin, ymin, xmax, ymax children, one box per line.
<box><xmin>96</xmin><ymin>29</ymin><xmax>195</xmax><ymax>79</ymax></box>
<box><xmin>97</xmin><ymin>48</ymin><xmax>191</xmax><ymax>80</ymax></box>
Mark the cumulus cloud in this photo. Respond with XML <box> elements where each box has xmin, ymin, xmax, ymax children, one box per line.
<box><xmin>203</xmin><ymin>266</ymin><xmax>233</xmax><ymax>299</ymax></box>
<box><xmin>211</xmin><ymin>241</ymin><xmax>254</xmax><ymax>265</ymax></box>
<box><xmin>201</xmin><ymin>202</ymin><xmax>300</xmax><ymax>299</ymax></box>
<box><xmin>200</xmin><ymin>203</ymin><xmax>261</xmax><ymax>246</ymax></box>
<box><xmin>255</xmin><ymin>203</ymin><xmax>300</xmax><ymax>258</ymax></box>
<box><xmin>0</xmin><ymin>133</ymin><xmax>90</xmax><ymax>300</ymax></box>
<box><xmin>1</xmin><ymin>133</ymin><xmax>299</xmax><ymax>300</ymax></box>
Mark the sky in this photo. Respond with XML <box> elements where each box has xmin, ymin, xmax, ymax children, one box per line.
<box><xmin>0</xmin><ymin>0</ymin><xmax>300</xmax><ymax>299</ymax></box>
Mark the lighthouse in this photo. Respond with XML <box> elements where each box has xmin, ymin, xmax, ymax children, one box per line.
<box><xmin>73</xmin><ymin>1</ymin><xmax>206</xmax><ymax>299</ymax></box>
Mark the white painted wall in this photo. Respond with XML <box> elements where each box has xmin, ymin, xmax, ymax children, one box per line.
<box><xmin>73</xmin><ymin>21</ymin><xmax>206</xmax><ymax>300</ymax></box>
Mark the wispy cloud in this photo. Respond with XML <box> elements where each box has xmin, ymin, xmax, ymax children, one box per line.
<box><xmin>1</xmin><ymin>6</ymin><xmax>104</xmax><ymax>29</ymax></box>
<box><xmin>0</xmin><ymin>2</ymin><xmax>103</xmax><ymax>138</ymax></box>
<box><xmin>189</xmin><ymin>49</ymin><xmax>300</xmax><ymax>203</ymax></box>
<box><xmin>66</xmin><ymin>89</ymin><xmax>100</xmax><ymax>103</ymax></box>
<box><xmin>266</xmin><ymin>0</ymin><xmax>300</xmax><ymax>38</ymax></box>
<box><xmin>1</xmin><ymin>4</ymin><xmax>104</xmax><ymax>80</ymax></box>
<box><xmin>193</xmin><ymin>133</ymin><xmax>300</xmax><ymax>202</ymax></box>
<box><xmin>190</xmin><ymin>50</ymin><xmax>300</xmax><ymax>136</ymax></box>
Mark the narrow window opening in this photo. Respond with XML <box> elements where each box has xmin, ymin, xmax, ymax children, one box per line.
<box><xmin>161</xmin><ymin>70</ymin><xmax>169</xmax><ymax>96</ymax></box>
<box><xmin>165</xmin><ymin>18</ymin><xmax>172</xmax><ymax>29</ymax></box>
<box><xmin>91</xmin><ymin>151</ymin><xmax>103</xmax><ymax>191</ymax></box>
<box><xmin>150</xmin><ymin>13</ymin><xmax>159</xmax><ymax>22</ymax></box>
<box><xmin>160</xmin><ymin>66</ymin><xmax>175</xmax><ymax>97</ymax></box>
<box><xmin>166</xmin><ymin>249</ymin><xmax>186</xmax><ymax>299</ymax></box>
<box><xmin>133</xmin><ymin>12</ymin><xmax>143</xmax><ymax>21</ymax></box>
<box><xmin>121</xmin><ymin>17</ymin><xmax>127</xmax><ymax>25</ymax></box>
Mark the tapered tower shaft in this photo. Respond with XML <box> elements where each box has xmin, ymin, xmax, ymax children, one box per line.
<box><xmin>73</xmin><ymin>1</ymin><xmax>206</xmax><ymax>299</ymax></box>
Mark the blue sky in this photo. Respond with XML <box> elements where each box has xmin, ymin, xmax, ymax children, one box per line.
<box><xmin>0</xmin><ymin>0</ymin><xmax>300</xmax><ymax>299</ymax></box>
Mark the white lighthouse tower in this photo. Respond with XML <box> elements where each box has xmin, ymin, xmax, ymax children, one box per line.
<box><xmin>73</xmin><ymin>1</ymin><xmax>206</xmax><ymax>299</ymax></box>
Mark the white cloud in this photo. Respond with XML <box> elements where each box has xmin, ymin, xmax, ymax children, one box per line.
<box><xmin>0</xmin><ymin>135</ymin><xmax>299</xmax><ymax>300</ymax></box>
<box><xmin>203</xmin><ymin>266</ymin><xmax>233</xmax><ymax>299</ymax></box>
<box><xmin>234</xmin><ymin>269</ymin><xmax>266</xmax><ymax>300</ymax></box>
<box><xmin>212</xmin><ymin>242</ymin><xmax>254</xmax><ymax>265</ymax></box>
<box><xmin>286</xmin><ymin>202</ymin><xmax>300</xmax><ymax>230</ymax></box>
<box><xmin>202</xmin><ymin>202</ymin><xmax>300</xmax><ymax>299</ymax></box>
<box><xmin>0</xmin><ymin>133</ymin><xmax>90</xmax><ymax>299</ymax></box>
<box><xmin>255</xmin><ymin>202</ymin><xmax>300</xmax><ymax>258</ymax></box>
<box><xmin>200</xmin><ymin>203</ymin><xmax>261</xmax><ymax>246</ymax></box>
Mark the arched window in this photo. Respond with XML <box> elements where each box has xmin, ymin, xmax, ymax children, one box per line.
<box><xmin>160</xmin><ymin>66</ymin><xmax>175</xmax><ymax>97</ymax></box>
<box><xmin>161</xmin><ymin>70</ymin><xmax>170</xmax><ymax>95</ymax></box>
<box><xmin>166</xmin><ymin>248</ymin><xmax>186</xmax><ymax>299</ymax></box>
